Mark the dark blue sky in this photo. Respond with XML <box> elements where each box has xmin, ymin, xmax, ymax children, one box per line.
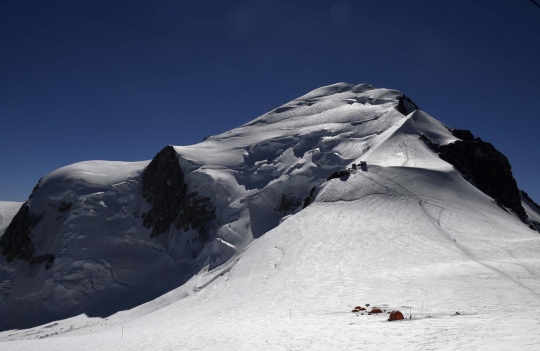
<box><xmin>1</xmin><ymin>0</ymin><xmax>539</xmax><ymax>202</ymax></box>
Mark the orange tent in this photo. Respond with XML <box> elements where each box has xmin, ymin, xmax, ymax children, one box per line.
<box><xmin>351</xmin><ymin>306</ymin><xmax>367</xmax><ymax>312</ymax></box>
<box><xmin>370</xmin><ymin>307</ymin><xmax>383</xmax><ymax>314</ymax></box>
<box><xmin>388</xmin><ymin>310</ymin><xmax>405</xmax><ymax>321</ymax></box>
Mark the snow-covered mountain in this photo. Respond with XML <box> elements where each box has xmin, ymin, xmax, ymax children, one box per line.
<box><xmin>1</xmin><ymin>83</ymin><xmax>539</xmax><ymax>350</ymax></box>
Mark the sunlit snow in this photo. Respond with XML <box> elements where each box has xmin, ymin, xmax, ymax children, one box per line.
<box><xmin>1</xmin><ymin>83</ymin><xmax>539</xmax><ymax>350</ymax></box>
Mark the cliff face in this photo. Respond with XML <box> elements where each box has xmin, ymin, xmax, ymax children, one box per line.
<box><xmin>0</xmin><ymin>190</ymin><xmax>55</xmax><ymax>269</ymax></box>
<box><xmin>0</xmin><ymin>204</ymin><xmax>42</xmax><ymax>263</ymax></box>
<box><xmin>423</xmin><ymin>129</ymin><xmax>526</xmax><ymax>219</ymax></box>
<box><xmin>396</xmin><ymin>94</ymin><xmax>419</xmax><ymax>116</ymax></box>
<box><xmin>141</xmin><ymin>145</ymin><xmax>216</xmax><ymax>243</ymax></box>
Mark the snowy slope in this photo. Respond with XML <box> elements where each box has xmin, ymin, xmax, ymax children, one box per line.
<box><xmin>1</xmin><ymin>83</ymin><xmax>539</xmax><ymax>350</ymax></box>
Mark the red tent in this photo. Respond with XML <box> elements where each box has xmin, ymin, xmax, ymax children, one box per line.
<box><xmin>388</xmin><ymin>310</ymin><xmax>405</xmax><ymax>321</ymax></box>
<box><xmin>351</xmin><ymin>306</ymin><xmax>367</xmax><ymax>312</ymax></box>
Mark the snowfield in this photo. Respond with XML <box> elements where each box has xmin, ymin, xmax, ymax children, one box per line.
<box><xmin>1</xmin><ymin>83</ymin><xmax>539</xmax><ymax>350</ymax></box>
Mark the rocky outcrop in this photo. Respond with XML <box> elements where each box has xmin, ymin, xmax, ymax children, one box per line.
<box><xmin>276</xmin><ymin>194</ymin><xmax>302</xmax><ymax>215</ymax></box>
<box><xmin>141</xmin><ymin>146</ymin><xmax>216</xmax><ymax>242</ymax></box>
<box><xmin>327</xmin><ymin>169</ymin><xmax>350</xmax><ymax>181</ymax></box>
<box><xmin>303</xmin><ymin>187</ymin><xmax>317</xmax><ymax>209</ymax></box>
<box><xmin>427</xmin><ymin>129</ymin><xmax>526</xmax><ymax>218</ymax></box>
<box><xmin>449</xmin><ymin>129</ymin><xmax>475</xmax><ymax>141</ymax></box>
<box><xmin>396</xmin><ymin>94</ymin><xmax>419</xmax><ymax>116</ymax></box>
<box><xmin>0</xmin><ymin>204</ymin><xmax>40</xmax><ymax>262</ymax></box>
<box><xmin>0</xmin><ymin>203</ymin><xmax>54</xmax><ymax>266</ymax></box>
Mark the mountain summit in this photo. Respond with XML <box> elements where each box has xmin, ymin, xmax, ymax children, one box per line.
<box><xmin>1</xmin><ymin>83</ymin><xmax>539</xmax><ymax>349</ymax></box>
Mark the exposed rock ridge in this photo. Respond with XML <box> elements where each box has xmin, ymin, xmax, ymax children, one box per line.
<box><xmin>141</xmin><ymin>145</ymin><xmax>216</xmax><ymax>242</ymax></box>
<box><xmin>0</xmin><ymin>203</ymin><xmax>55</xmax><ymax>268</ymax></box>
<box><xmin>396</xmin><ymin>94</ymin><xmax>419</xmax><ymax>115</ymax></box>
<box><xmin>423</xmin><ymin>129</ymin><xmax>526</xmax><ymax>219</ymax></box>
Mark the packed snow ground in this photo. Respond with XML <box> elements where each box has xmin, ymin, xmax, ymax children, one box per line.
<box><xmin>1</xmin><ymin>83</ymin><xmax>540</xmax><ymax>350</ymax></box>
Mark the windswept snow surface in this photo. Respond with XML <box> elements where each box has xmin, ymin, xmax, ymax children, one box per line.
<box><xmin>1</xmin><ymin>83</ymin><xmax>540</xmax><ymax>350</ymax></box>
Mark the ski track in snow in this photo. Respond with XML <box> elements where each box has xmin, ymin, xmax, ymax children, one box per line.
<box><xmin>419</xmin><ymin>200</ymin><xmax>540</xmax><ymax>299</ymax></box>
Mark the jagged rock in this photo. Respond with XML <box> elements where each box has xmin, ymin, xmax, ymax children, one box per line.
<box><xmin>276</xmin><ymin>194</ymin><xmax>301</xmax><ymax>215</ymax></box>
<box><xmin>419</xmin><ymin>134</ymin><xmax>439</xmax><ymax>151</ymax></box>
<box><xmin>0</xmin><ymin>204</ymin><xmax>42</xmax><ymax>263</ymax></box>
<box><xmin>327</xmin><ymin>169</ymin><xmax>350</xmax><ymax>181</ymax></box>
<box><xmin>0</xmin><ymin>188</ymin><xmax>57</xmax><ymax>268</ymax></box>
<box><xmin>141</xmin><ymin>145</ymin><xmax>216</xmax><ymax>241</ymax></box>
<box><xmin>396</xmin><ymin>94</ymin><xmax>419</xmax><ymax>115</ymax></box>
<box><xmin>303</xmin><ymin>196</ymin><xmax>311</xmax><ymax>209</ymax></box>
<box><xmin>174</xmin><ymin>191</ymin><xmax>216</xmax><ymax>242</ymax></box>
<box><xmin>303</xmin><ymin>187</ymin><xmax>317</xmax><ymax>209</ymax></box>
<box><xmin>142</xmin><ymin>146</ymin><xmax>186</xmax><ymax>237</ymax></box>
<box><xmin>435</xmin><ymin>130</ymin><xmax>525</xmax><ymax>218</ymax></box>
<box><xmin>450</xmin><ymin>129</ymin><xmax>475</xmax><ymax>141</ymax></box>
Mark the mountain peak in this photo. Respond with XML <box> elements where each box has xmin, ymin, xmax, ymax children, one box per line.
<box><xmin>0</xmin><ymin>84</ymin><xmax>538</xmax><ymax>334</ymax></box>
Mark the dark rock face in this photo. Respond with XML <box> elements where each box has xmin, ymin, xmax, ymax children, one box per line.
<box><xmin>302</xmin><ymin>187</ymin><xmax>317</xmax><ymax>209</ymax></box>
<box><xmin>449</xmin><ymin>129</ymin><xmax>475</xmax><ymax>141</ymax></box>
<box><xmin>327</xmin><ymin>169</ymin><xmax>350</xmax><ymax>181</ymax></box>
<box><xmin>142</xmin><ymin>146</ymin><xmax>186</xmax><ymax>237</ymax></box>
<box><xmin>141</xmin><ymin>145</ymin><xmax>216</xmax><ymax>242</ymax></box>
<box><xmin>276</xmin><ymin>194</ymin><xmax>302</xmax><ymax>215</ymax></box>
<box><xmin>0</xmin><ymin>204</ymin><xmax>39</xmax><ymax>262</ymax></box>
<box><xmin>0</xmin><ymin>177</ymin><xmax>63</xmax><ymax>268</ymax></box>
<box><xmin>435</xmin><ymin>129</ymin><xmax>526</xmax><ymax>218</ymax></box>
<box><xmin>396</xmin><ymin>94</ymin><xmax>419</xmax><ymax>116</ymax></box>
<box><xmin>0</xmin><ymin>204</ymin><xmax>54</xmax><ymax>267</ymax></box>
<box><xmin>174</xmin><ymin>192</ymin><xmax>216</xmax><ymax>242</ymax></box>
<box><xmin>303</xmin><ymin>196</ymin><xmax>311</xmax><ymax>209</ymax></box>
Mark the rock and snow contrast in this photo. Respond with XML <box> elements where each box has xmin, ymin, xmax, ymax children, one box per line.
<box><xmin>1</xmin><ymin>83</ymin><xmax>539</xmax><ymax>350</ymax></box>
<box><xmin>0</xmin><ymin>202</ymin><xmax>23</xmax><ymax>237</ymax></box>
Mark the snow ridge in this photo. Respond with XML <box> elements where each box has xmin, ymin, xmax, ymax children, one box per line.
<box><xmin>0</xmin><ymin>83</ymin><xmax>539</xmax><ymax>350</ymax></box>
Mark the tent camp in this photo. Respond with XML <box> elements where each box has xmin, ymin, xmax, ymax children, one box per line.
<box><xmin>388</xmin><ymin>310</ymin><xmax>405</xmax><ymax>321</ymax></box>
<box><xmin>351</xmin><ymin>306</ymin><xmax>366</xmax><ymax>312</ymax></box>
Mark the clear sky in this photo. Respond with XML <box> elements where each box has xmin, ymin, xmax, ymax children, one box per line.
<box><xmin>1</xmin><ymin>0</ymin><xmax>539</xmax><ymax>202</ymax></box>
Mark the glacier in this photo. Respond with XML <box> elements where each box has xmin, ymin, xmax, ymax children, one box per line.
<box><xmin>0</xmin><ymin>83</ymin><xmax>539</xmax><ymax>350</ymax></box>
